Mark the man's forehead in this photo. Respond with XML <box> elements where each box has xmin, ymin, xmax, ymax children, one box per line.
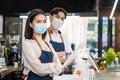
<box><xmin>56</xmin><ymin>11</ymin><xmax>65</xmax><ymax>18</ymax></box>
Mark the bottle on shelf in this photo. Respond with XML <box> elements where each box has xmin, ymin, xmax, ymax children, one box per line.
<box><xmin>0</xmin><ymin>45</ymin><xmax>6</xmax><ymax>68</ymax></box>
<box><xmin>12</xmin><ymin>45</ymin><xmax>19</xmax><ymax>68</ymax></box>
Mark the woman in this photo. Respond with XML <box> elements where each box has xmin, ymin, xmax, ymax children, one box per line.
<box><xmin>46</xmin><ymin>7</ymin><xmax>73</xmax><ymax>64</ymax></box>
<box><xmin>22</xmin><ymin>9</ymin><xmax>62</xmax><ymax>80</ymax></box>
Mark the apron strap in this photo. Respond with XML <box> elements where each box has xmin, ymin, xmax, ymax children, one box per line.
<box><xmin>32</xmin><ymin>36</ymin><xmax>42</xmax><ymax>49</ymax></box>
<box><xmin>59</xmin><ymin>33</ymin><xmax>64</xmax><ymax>43</ymax></box>
<box><xmin>48</xmin><ymin>28</ymin><xmax>64</xmax><ymax>43</ymax></box>
<box><xmin>32</xmin><ymin>35</ymin><xmax>52</xmax><ymax>51</ymax></box>
<box><xmin>44</xmin><ymin>40</ymin><xmax>52</xmax><ymax>51</ymax></box>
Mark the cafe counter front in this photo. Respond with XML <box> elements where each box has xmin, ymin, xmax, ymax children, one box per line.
<box><xmin>1</xmin><ymin>66</ymin><xmax>120</xmax><ymax>80</ymax></box>
<box><xmin>53</xmin><ymin>69</ymin><xmax>120</xmax><ymax>80</ymax></box>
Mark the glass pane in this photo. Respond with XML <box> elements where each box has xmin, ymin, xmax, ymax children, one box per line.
<box><xmin>112</xmin><ymin>17</ymin><xmax>115</xmax><ymax>48</ymax></box>
<box><xmin>102</xmin><ymin>17</ymin><xmax>108</xmax><ymax>51</ymax></box>
<box><xmin>87</xmin><ymin>17</ymin><xmax>98</xmax><ymax>49</ymax></box>
<box><xmin>87</xmin><ymin>17</ymin><xmax>98</xmax><ymax>58</ymax></box>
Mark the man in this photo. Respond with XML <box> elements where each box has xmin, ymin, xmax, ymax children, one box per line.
<box><xmin>46</xmin><ymin>7</ymin><xmax>73</xmax><ymax>64</ymax></box>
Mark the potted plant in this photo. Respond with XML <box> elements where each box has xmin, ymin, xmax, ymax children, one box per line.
<box><xmin>102</xmin><ymin>47</ymin><xmax>120</xmax><ymax>71</ymax></box>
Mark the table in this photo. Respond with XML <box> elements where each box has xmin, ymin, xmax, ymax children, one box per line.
<box><xmin>96</xmin><ymin>70</ymin><xmax>120</xmax><ymax>80</ymax></box>
<box><xmin>54</xmin><ymin>69</ymin><xmax>120</xmax><ymax>80</ymax></box>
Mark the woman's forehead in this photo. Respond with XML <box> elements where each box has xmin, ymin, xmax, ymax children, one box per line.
<box><xmin>34</xmin><ymin>14</ymin><xmax>46</xmax><ymax>20</ymax></box>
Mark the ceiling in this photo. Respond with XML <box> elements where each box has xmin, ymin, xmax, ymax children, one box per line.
<box><xmin>0</xmin><ymin>0</ymin><xmax>120</xmax><ymax>16</ymax></box>
<box><xmin>99</xmin><ymin>0</ymin><xmax>120</xmax><ymax>17</ymax></box>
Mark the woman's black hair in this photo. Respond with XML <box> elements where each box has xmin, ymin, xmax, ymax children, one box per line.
<box><xmin>24</xmin><ymin>9</ymin><xmax>47</xmax><ymax>39</ymax></box>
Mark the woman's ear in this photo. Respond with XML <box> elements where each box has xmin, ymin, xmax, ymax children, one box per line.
<box><xmin>29</xmin><ymin>22</ymin><xmax>33</xmax><ymax>28</ymax></box>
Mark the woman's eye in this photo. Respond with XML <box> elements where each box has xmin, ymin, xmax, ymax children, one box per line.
<box><xmin>61</xmin><ymin>18</ymin><xmax>65</xmax><ymax>21</ymax></box>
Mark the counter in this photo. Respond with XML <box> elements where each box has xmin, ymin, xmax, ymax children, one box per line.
<box><xmin>0</xmin><ymin>66</ymin><xmax>22</xmax><ymax>79</ymax></box>
<box><xmin>53</xmin><ymin>69</ymin><xmax>120</xmax><ymax>80</ymax></box>
<box><xmin>1</xmin><ymin>66</ymin><xmax>120</xmax><ymax>80</ymax></box>
<box><xmin>96</xmin><ymin>70</ymin><xmax>120</xmax><ymax>80</ymax></box>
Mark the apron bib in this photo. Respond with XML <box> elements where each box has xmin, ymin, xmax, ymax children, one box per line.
<box><xmin>27</xmin><ymin>50</ymin><xmax>53</xmax><ymax>80</ymax></box>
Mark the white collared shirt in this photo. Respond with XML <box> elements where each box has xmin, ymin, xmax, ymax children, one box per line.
<box><xmin>45</xmin><ymin>31</ymin><xmax>73</xmax><ymax>53</ymax></box>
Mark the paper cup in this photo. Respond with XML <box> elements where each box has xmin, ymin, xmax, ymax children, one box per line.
<box><xmin>14</xmin><ymin>62</ymin><xmax>18</xmax><ymax>68</ymax></box>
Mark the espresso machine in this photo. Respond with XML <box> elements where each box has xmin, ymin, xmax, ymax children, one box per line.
<box><xmin>4</xmin><ymin>17</ymin><xmax>22</xmax><ymax>66</ymax></box>
<box><xmin>7</xmin><ymin>34</ymin><xmax>21</xmax><ymax>66</ymax></box>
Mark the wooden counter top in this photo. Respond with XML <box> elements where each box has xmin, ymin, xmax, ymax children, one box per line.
<box><xmin>96</xmin><ymin>70</ymin><xmax>120</xmax><ymax>80</ymax></box>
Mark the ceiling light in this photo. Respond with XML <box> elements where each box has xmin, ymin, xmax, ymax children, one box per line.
<box><xmin>19</xmin><ymin>16</ymin><xmax>28</xmax><ymax>18</ymax></box>
<box><xmin>109</xmin><ymin>0</ymin><xmax>118</xmax><ymax>19</ymax></box>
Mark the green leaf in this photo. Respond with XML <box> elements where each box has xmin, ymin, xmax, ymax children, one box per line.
<box><xmin>107</xmin><ymin>48</ymin><xmax>117</xmax><ymax>57</ymax></box>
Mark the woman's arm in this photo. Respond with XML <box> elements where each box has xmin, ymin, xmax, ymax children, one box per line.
<box><xmin>48</xmin><ymin>43</ymin><xmax>63</xmax><ymax>76</ymax></box>
<box><xmin>23</xmin><ymin>40</ymin><xmax>57</xmax><ymax>76</ymax></box>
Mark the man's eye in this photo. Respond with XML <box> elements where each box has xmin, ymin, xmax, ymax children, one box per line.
<box><xmin>56</xmin><ymin>16</ymin><xmax>59</xmax><ymax>19</ymax></box>
<box><xmin>61</xmin><ymin>18</ymin><xmax>65</xmax><ymax>21</ymax></box>
<box><xmin>44</xmin><ymin>20</ymin><xmax>47</xmax><ymax>23</ymax></box>
<box><xmin>55</xmin><ymin>15</ymin><xmax>60</xmax><ymax>18</ymax></box>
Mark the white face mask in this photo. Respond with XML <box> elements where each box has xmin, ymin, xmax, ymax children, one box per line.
<box><xmin>52</xmin><ymin>18</ymin><xmax>63</xmax><ymax>29</ymax></box>
<box><xmin>34</xmin><ymin>23</ymin><xmax>47</xmax><ymax>34</ymax></box>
